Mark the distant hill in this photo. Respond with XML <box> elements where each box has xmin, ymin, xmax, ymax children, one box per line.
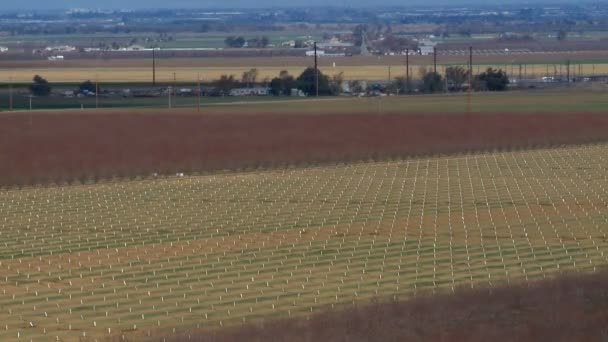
<box><xmin>3</xmin><ymin>0</ymin><xmax>592</xmax><ymax>11</ymax></box>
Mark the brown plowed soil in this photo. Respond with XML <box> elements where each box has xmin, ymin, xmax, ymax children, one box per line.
<box><xmin>2</xmin><ymin>110</ymin><xmax>608</xmax><ymax>186</ymax></box>
<box><xmin>154</xmin><ymin>269</ymin><xmax>608</xmax><ymax>342</ymax></box>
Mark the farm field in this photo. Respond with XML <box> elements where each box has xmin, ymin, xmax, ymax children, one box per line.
<box><xmin>1</xmin><ymin>143</ymin><xmax>608</xmax><ymax>341</ymax></box>
<box><xmin>0</xmin><ymin>32</ymin><xmax>325</xmax><ymax>50</ymax></box>
<box><xmin>2</xmin><ymin>51</ymin><xmax>608</xmax><ymax>82</ymax></box>
<box><xmin>0</xmin><ymin>63</ymin><xmax>605</xmax><ymax>83</ymax></box>
<box><xmin>169</xmin><ymin>269</ymin><xmax>608</xmax><ymax>341</ymax></box>
<box><xmin>4</xmin><ymin>105</ymin><xmax>608</xmax><ymax>185</ymax></box>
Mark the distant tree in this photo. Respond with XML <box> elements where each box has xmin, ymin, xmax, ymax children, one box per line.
<box><xmin>269</xmin><ymin>70</ymin><xmax>296</xmax><ymax>96</ymax></box>
<box><xmin>418</xmin><ymin>68</ymin><xmax>444</xmax><ymax>93</ymax></box>
<box><xmin>269</xmin><ymin>78</ymin><xmax>282</xmax><ymax>95</ymax></box>
<box><xmin>445</xmin><ymin>66</ymin><xmax>469</xmax><ymax>91</ymax></box>
<box><xmin>296</xmin><ymin>67</ymin><xmax>333</xmax><ymax>96</ymax></box>
<box><xmin>557</xmin><ymin>30</ymin><xmax>568</xmax><ymax>41</ymax></box>
<box><xmin>391</xmin><ymin>76</ymin><xmax>407</xmax><ymax>94</ymax></box>
<box><xmin>376</xmin><ymin>34</ymin><xmax>418</xmax><ymax>53</ymax></box>
<box><xmin>29</xmin><ymin>75</ymin><xmax>51</xmax><ymax>97</ymax></box>
<box><xmin>211</xmin><ymin>75</ymin><xmax>240</xmax><ymax>95</ymax></box>
<box><xmin>329</xmin><ymin>72</ymin><xmax>344</xmax><ymax>95</ymax></box>
<box><xmin>294</xmin><ymin>40</ymin><xmax>305</xmax><ymax>48</ymax></box>
<box><xmin>247</xmin><ymin>37</ymin><xmax>256</xmax><ymax>48</ymax></box>
<box><xmin>497</xmin><ymin>33</ymin><xmax>534</xmax><ymax>42</ymax></box>
<box><xmin>349</xmin><ymin>80</ymin><xmax>365</xmax><ymax>94</ymax></box>
<box><xmin>352</xmin><ymin>24</ymin><xmax>368</xmax><ymax>46</ymax></box>
<box><xmin>246</xmin><ymin>36</ymin><xmax>270</xmax><ymax>48</ymax></box>
<box><xmin>200</xmin><ymin>23</ymin><xmax>211</xmax><ymax>33</ymax></box>
<box><xmin>242</xmin><ymin>68</ymin><xmax>259</xmax><ymax>88</ymax></box>
<box><xmin>78</xmin><ymin>80</ymin><xmax>97</xmax><ymax>93</ymax></box>
<box><xmin>261</xmin><ymin>36</ymin><xmax>270</xmax><ymax>48</ymax></box>
<box><xmin>225</xmin><ymin>36</ymin><xmax>245</xmax><ymax>48</ymax></box>
<box><xmin>473</xmin><ymin>68</ymin><xmax>509</xmax><ymax>91</ymax></box>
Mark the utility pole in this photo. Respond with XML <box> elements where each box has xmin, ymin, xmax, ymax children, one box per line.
<box><xmin>314</xmin><ymin>42</ymin><xmax>319</xmax><ymax>97</ymax></box>
<box><xmin>197</xmin><ymin>73</ymin><xmax>201</xmax><ymax>113</ymax></box>
<box><xmin>433</xmin><ymin>47</ymin><xmax>437</xmax><ymax>74</ymax></box>
<box><xmin>152</xmin><ymin>48</ymin><xmax>156</xmax><ymax>86</ymax></box>
<box><xmin>95</xmin><ymin>75</ymin><xmax>99</xmax><ymax>109</ymax></box>
<box><xmin>405</xmin><ymin>48</ymin><xmax>410</xmax><ymax>93</ymax></box>
<box><xmin>9</xmin><ymin>80</ymin><xmax>13</xmax><ymax>111</ymax></box>
<box><xmin>467</xmin><ymin>46</ymin><xmax>473</xmax><ymax>113</ymax></box>
<box><xmin>566</xmin><ymin>59</ymin><xmax>570</xmax><ymax>84</ymax></box>
<box><xmin>444</xmin><ymin>65</ymin><xmax>448</xmax><ymax>92</ymax></box>
<box><xmin>468</xmin><ymin>46</ymin><xmax>473</xmax><ymax>86</ymax></box>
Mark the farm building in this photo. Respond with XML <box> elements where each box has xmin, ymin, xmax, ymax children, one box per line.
<box><xmin>229</xmin><ymin>87</ymin><xmax>271</xmax><ymax>96</ymax></box>
<box><xmin>44</xmin><ymin>45</ymin><xmax>76</xmax><ymax>52</ymax></box>
<box><xmin>306</xmin><ymin>50</ymin><xmax>325</xmax><ymax>57</ymax></box>
<box><xmin>419</xmin><ymin>45</ymin><xmax>435</xmax><ymax>56</ymax></box>
<box><xmin>419</xmin><ymin>40</ymin><xmax>436</xmax><ymax>55</ymax></box>
<box><xmin>318</xmin><ymin>38</ymin><xmax>354</xmax><ymax>49</ymax></box>
<box><xmin>0</xmin><ymin>46</ymin><xmax>8</xmax><ymax>52</ymax></box>
<box><xmin>282</xmin><ymin>40</ymin><xmax>296</xmax><ymax>47</ymax></box>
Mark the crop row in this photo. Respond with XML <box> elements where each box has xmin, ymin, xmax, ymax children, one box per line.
<box><xmin>0</xmin><ymin>144</ymin><xmax>607</xmax><ymax>340</ymax></box>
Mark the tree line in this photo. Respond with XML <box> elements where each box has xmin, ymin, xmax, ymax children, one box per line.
<box><xmin>406</xmin><ymin>67</ymin><xmax>509</xmax><ymax>94</ymax></box>
<box><xmin>225</xmin><ymin>36</ymin><xmax>270</xmax><ymax>48</ymax></box>
<box><xmin>25</xmin><ymin>66</ymin><xmax>508</xmax><ymax>99</ymax></box>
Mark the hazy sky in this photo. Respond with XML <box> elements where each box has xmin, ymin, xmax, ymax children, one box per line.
<box><xmin>1</xmin><ymin>0</ymin><xmax>589</xmax><ymax>10</ymax></box>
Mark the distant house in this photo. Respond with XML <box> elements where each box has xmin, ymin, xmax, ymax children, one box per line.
<box><xmin>282</xmin><ymin>40</ymin><xmax>296</xmax><ymax>48</ymax></box>
<box><xmin>0</xmin><ymin>46</ymin><xmax>8</xmax><ymax>53</ymax></box>
<box><xmin>317</xmin><ymin>38</ymin><xmax>354</xmax><ymax>49</ymax></box>
<box><xmin>177</xmin><ymin>88</ymin><xmax>194</xmax><ymax>96</ymax></box>
<box><xmin>419</xmin><ymin>40</ymin><xmax>436</xmax><ymax>56</ymax></box>
<box><xmin>48</xmin><ymin>55</ymin><xmax>65</xmax><ymax>61</ymax></box>
<box><xmin>120</xmin><ymin>45</ymin><xmax>146</xmax><ymax>51</ymax></box>
<box><xmin>290</xmin><ymin>88</ymin><xmax>306</xmax><ymax>97</ymax></box>
<box><xmin>45</xmin><ymin>45</ymin><xmax>76</xmax><ymax>53</ymax></box>
<box><xmin>419</xmin><ymin>45</ymin><xmax>435</xmax><ymax>56</ymax></box>
<box><xmin>305</xmin><ymin>50</ymin><xmax>325</xmax><ymax>57</ymax></box>
<box><xmin>229</xmin><ymin>87</ymin><xmax>270</xmax><ymax>96</ymax></box>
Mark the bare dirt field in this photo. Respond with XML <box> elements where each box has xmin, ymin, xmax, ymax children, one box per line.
<box><xmin>3</xmin><ymin>109</ymin><xmax>608</xmax><ymax>186</ymax></box>
<box><xmin>157</xmin><ymin>270</ymin><xmax>608</xmax><ymax>342</ymax></box>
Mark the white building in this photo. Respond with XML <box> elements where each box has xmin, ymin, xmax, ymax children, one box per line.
<box><xmin>305</xmin><ymin>50</ymin><xmax>325</xmax><ymax>57</ymax></box>
<box><xmin>45</xmin><ymin>45</ymin><xmax>76</xmax><ymax>53</ymax></box>
<box><xmin>229</xmin><ymin>87</ymin><xmax>270</xmax><ymax>96</ymax></box>
<box><xmin>0</xmin><ymin>46</ymin><xmax>8</xmax><ymax>53</ymax></box>
<box><xmin>281</xmin><ymin>40</ymin><xmax>296</xmax><ymax>48</ymax></box>
<box><xmin>419</xmin><ymin>40</ymin><xmax>437</xmax><ymax>56</ymax></box>
<box><xmin>419</xmin><ymin>45</ymin><xmax>435</xmax><ymax>56</ymax></box>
